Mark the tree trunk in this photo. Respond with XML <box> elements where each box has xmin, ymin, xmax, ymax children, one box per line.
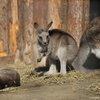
<box><xmin>0</xmin><ymin>0</ymin><xmax>10</xmax><ymax>56</ymax></box>
<box><xmin>67</xmin><ymin>0</ymin><xmax>89</xmax><ymax>46</ymax></box>
<box><xmin>47</xmin><ymin>0</ymin><xmax>68</xmax><ymax>31</ymax></box>
<box><xmin>10</xmin><ymin>0</ymin><xmax>18</xmax><ymax>54</ymax></box>
<box><xmin>18</xmin><ymin>0</ymin><xmax>39</xmax><ymax>65</ymax></box>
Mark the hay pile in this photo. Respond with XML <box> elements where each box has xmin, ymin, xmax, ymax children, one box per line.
<box><xmin>0</xmin><ymin>63</ymin><xmax>100</xmax><ymax>94</ymax></box>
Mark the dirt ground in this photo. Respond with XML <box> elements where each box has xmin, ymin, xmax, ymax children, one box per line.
<box><xmin>0</xmin><ymin>63</ymin><xmax>100</xmax><ymax>100</ymax></box>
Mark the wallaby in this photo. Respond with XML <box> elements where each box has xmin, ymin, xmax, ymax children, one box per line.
<box><xmin>72</xmin><ymin>16</ymin><xmax>100</xmax><ymax>73</ymax></box>
<box><xmin>34</xmin><ymin>21</ymin><xmax>78</xmax><ymax>75</ymax></box>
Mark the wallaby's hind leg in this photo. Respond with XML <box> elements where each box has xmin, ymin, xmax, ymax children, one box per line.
<box><xmin>58</xmin><ymin>47</ymin><xmax>67</xmax><ymax>74</ymax></box>
<box><xmin>60</xmin><ymin>60</ymin><xmax>67</xmax><ymax>74</ymax></box>
<box><xmin>72</xmin><ymin>42</ymin><xmax>94</xmax><ymax>73</ymax></box>
<box><xmin>44</xmin><ymin>58</ymin><xmax>57</xmax><ymax>75</ymax></box>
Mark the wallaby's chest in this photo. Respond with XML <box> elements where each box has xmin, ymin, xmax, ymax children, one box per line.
<box><xmin>47</xmin><ymin>40</ymin><xmax>60</xmax><ymax>60</ymax></box>
<box><xmin>49</xmin><ymin>52</ymin><xmax>59</xmax><ymax>60</ymax></box>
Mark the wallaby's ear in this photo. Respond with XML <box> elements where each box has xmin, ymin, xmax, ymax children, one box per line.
<box><xmin>34</xmin><ymin>22</ymin><xmax>43</xmax><ymax>33</ymax></box>
<box><xmin>45</xmin><ymin>21</ymin><xmax>53</xmax><ymax>32</ymax></box>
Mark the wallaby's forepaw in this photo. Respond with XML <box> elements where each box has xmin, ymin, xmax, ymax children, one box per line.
<box><xmin>37</xmin><ymin>58</ymin><xmax>41</xmax><ymax>62</ymax></box>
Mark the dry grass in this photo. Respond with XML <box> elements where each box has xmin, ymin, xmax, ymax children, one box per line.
<box><xmin>0</xmin><ymin>62</ymin><xmax>100</xmax><ymax>94</ymax></box>
<box><xmin>88</xmin><ymin>80</ymin><xmax>100</xmax><ymax>94</ymax></box>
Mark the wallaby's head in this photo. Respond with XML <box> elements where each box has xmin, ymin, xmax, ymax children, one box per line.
<box><xmin>34</xmin><ymin>21</ymin><xmax>53</xmax><ymax>46</ymax></box>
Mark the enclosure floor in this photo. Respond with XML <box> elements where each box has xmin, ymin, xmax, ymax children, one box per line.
<box><xmin>0</xmin><ymin>63</ymin><xmax>100</xmax><ymax>100</ymax></box>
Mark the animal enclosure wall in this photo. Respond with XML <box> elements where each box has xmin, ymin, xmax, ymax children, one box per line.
<box><xmin>0</xmin><ymin>0</ymin><xmax>89</xmax><ymax>66</ymax></box>
<box><xmin>90</xmin><ymin>0</ymin><xmax>100</xmax><ymax>21</ymax></box>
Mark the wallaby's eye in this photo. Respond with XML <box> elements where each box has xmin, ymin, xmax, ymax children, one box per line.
<box><xmin>38</xmin><ymin>36</ymin><xmax>42</xmax><ymax>40</ymax></box>
<box><xmin>46</xmin><ymin>35</ymin><xmax>49</xmax><ymax>39</ymax></box>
